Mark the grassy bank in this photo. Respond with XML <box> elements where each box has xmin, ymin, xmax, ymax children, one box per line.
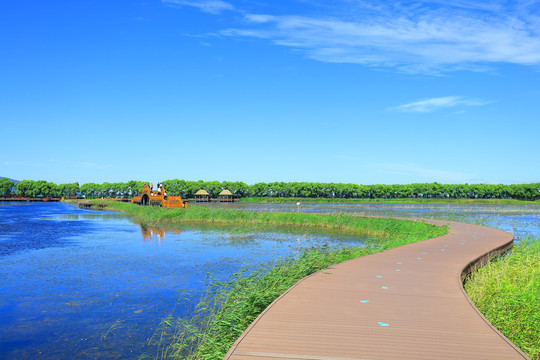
<box><xmin>103</xmin><ymin>203</ymin><xmax>447</xmax><ymax>359</ymax></box>
<box><xmin>145</xmin><ymin>246</ymin><xmax>376</xmax><ymax>359</ymax></box>
<box><xmin>144</xmin><ymin>235</ymin><xmax>448</xmax><ymax>359</ymax></box>
<box><xmin>465</xmin><ymin>238</ymin><xmax>540</xmax><ymax>360</ymax></box>
<box><xmin>106</xmin><ymin>202</ymin><xmax>538</xmax><ymax>359</ymax></box>
<box><xmin>106</xmin><ymin>202</ymin><xmax>446</xmax><ymax>241</ymax></box>
<box><xmin>237</xmin><ymin>197</ymin><xmax>540</xmax><ymax>204</ymax></box>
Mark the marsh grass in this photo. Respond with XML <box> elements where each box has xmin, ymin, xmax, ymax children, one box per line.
<box><xmin>431</xmin><ymin>213</ymin><xmax>539</xmax><ymax>359</ymax></box>
<box><xmin>106</xmin><ymin>201</ymin><xmax>539</xmax><ymax>359</ymax></box>
<box><xmin>143</xmin><ymin>246</ymin><xmax>403</xmax><ymax>359</ymax></box>
<box><xmin>238</xmin><ymin>197</ymin><xmax>539</xmax><ymax>205</ymax></box>
<box><xmin>101</xmin><ymin>319</ymin><xmax>125</xmax><ymax>342</ymax></box>
<box><xmin>464</xmin><ymin>237</ymin><xmax>540</xmax><ymax>360</ymax></box>
<box><xmin>106</xmin><ymin>202</ymin><xmax>445</xmax><ymax>242</ymax></box>
<box><xmin>110</xmin><ymin>202</ymin><xmax>446</xmax><ymax>360</ymax></box>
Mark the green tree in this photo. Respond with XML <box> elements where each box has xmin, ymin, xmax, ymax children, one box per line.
<box><xmin>16</xmin><ymin>180</ymin><xmax>34</xmax><ymax>197</ymax></box>
<box><xmin>251</xmin><ymin>182</ymin><xmax>270</xmax><ymax>197</ymax></box>
<box><xmin>58</xmin><ymin>182</ymin><xmax>80</xmax><ymax>197</ymax></box>
<box><xmin>0</xmin><ymin>178</ymin><xmax>15</xmax><ymax>196</ymax></box>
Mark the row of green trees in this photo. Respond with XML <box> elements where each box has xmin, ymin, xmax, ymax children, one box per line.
<box><xmin>0</xmin><ymin>179</ymin><xmax>87</xmax><ymax>198</ymax></box>
<box><xmin>163</xmin><ymin>180</ymin><xmax>538</xmax><ymax>201</ymax></box>
<box><xmin>0</xmin><ymin>179</ymin><xmax>147</xmax><ymax>198</ymax></box>
<box><xmin>1</xmin><ymin>178</ymin><xmax>539</xmax><ymax>201</ymax></box>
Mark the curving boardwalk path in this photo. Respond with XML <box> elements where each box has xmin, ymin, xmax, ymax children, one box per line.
<box><xmin>224</xmin><ymin>220</ymin><xmax>531</xmax><ymax>360</ymax></box>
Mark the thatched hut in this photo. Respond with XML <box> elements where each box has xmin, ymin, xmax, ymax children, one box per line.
<box><xmin>218</xmin><ymin>189</ymin><xmax>234</xmax><ymax>203</ymax></box>
<box><xmin>195</xmin><ymin>189</ymin><xmax>210</xmax><ymax>202</ymax></box>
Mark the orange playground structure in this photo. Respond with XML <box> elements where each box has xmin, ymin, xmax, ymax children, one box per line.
<box><xmin>131</xmin><ymin>183</ymin><xmax>187</xmax><ymax>208</ymax></box>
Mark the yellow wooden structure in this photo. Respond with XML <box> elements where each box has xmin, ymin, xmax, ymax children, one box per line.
<box><xmin>132</xmin><ymin>184</ymin><xmax>187</xmax><ymax>208</ymax></box>
<box><xmin>194</xmin><ymin>189</ymin><xmax>210</xmax><ymax>202</ymax></box>
<box><xmin>218</xmin><ymin>189</ymin><xmax>234</xmax><ymax>202</ymax></box>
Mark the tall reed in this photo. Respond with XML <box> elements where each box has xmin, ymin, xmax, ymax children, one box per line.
<box><xmin>143</xmin><ymin>246</ymin><xmax>398</xmax><ymax>359</ymax></box>
<box><xmin>116</xmin><ymin>202</ymin><xmax>446</xmax><ymax>360</ymax></box>
<box><xmin>106</xmin><ymin>202</ymin><xmax>445</xmax><ymax>242</ymax></box>
<box><xmin>105</xmin><ymin>202</ymin><xmax>450</xmax><ymax>359</ymax></box>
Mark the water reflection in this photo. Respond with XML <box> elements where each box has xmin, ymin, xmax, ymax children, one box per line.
<box><xmin>1</xmin><ymin>201</ymin><xmax>539</xmax><ymax>359</ymax></box>
<box><xmin>52</xmin><ymin>213</ymin><xmax>129</xmax><ymax>221</ymax></box>
<box><xmin>140</xmin><ymin>225</ymin><xmax>166</xmax><ymax>244</ymax></box>
<box><xmin>0</xmin><ymin>203</ymin><xmax>367</xmax><ymax>359</ymax></box>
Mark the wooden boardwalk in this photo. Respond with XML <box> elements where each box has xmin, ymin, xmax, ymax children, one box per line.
<box><xmin>224</xmin><ymin>220</ymin><xmax>531</xmax><ymax>360</ymax></box>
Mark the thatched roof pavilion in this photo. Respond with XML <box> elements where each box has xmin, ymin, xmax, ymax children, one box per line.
<box><xmin>195</xmin><ymin>189</ymin><xmax>210</xmax><ymax>202</ymax></box>
<box><xmin>218</xmin><ymin>189</ymin><xmax>234</xmax><ymax>202</ymax></box>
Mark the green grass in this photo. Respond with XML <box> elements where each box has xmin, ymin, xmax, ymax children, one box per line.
<box><xmin>145</xmin><ymin>240</ymin><xmax>444</xmax><ymax>360</ymax></box>
<box><xmin>237</xmin><ymin>197</ymin><xmax>539</xmax><ymax>204</ymax></box>
<box><xmin>464</xmin><ymin>237</ymin><xmax>540</xmax><ymax>360</ymax></box>
<box><xmin>101</xmin><ymin>202</ymin><xmax>447</xmax><ymax>359</ymax></box>
<box><xmin>107</xmin><ymin>202</ymin><xmax>539</xmax><ymax>359</ymax></box>
<box><xmin>106</xmin><ymin>201</ymin><xmax>446</xmax><ymax>241</ymax></box>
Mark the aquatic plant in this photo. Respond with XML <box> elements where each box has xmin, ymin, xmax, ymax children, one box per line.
<box><xmin>122</xmin><ymin>204</ymin><xmax>447</xmax><ymax>359</ymax></box>
<box><xmin>144</xmin><ymin>245</ymin><xmax>405</xmax><ymax>359</ymax></box>
<box><xmin>238</xmin><ymin>197</ymin><xmax>539</xmax><ymax>205</ymax></box>
<box><xmin>106</xmin><ymin>202</ymin><xmax>446</xmax><ymax>242</ymax></box>
<box><xmin>110</xmin><ymin>201</ymin><xmax>539</xmax><ymax>359</ymax></box>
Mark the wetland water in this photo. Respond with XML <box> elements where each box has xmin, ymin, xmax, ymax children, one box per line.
<box><xmin>1</xmin><ymin>202</ymin><xmax>539</xmax><ymax>359</ymax></box>
<box><xmin>208</xmin><ymin>202</ymin><xmax>540</xmax><ymax>240</ymax></box>
<box><xmin>0</xmin><ymin>203</ymin><xmax>364</xmax><ymax>359</ymax></box>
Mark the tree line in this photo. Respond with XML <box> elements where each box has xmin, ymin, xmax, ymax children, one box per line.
<box><xmin>1</xmin><ymin>178</ymin><xmax>539</xmax><ymax>201</ymax></box>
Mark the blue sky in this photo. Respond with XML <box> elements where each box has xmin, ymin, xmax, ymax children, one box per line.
<box><xmin>1</xmin><ymin>0</ymin><xmax>539</xmax><ymax>185</ymax></box>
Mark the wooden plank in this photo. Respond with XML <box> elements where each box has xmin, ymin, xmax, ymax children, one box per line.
<box><xmin>224</xmin><ymin>220</ymin><xmax>530</xmax><ymax>360</ymax></box>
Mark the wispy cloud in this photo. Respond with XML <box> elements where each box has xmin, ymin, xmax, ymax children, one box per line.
<box><xmin>163</xmin><ymin>0</ymin><xmax>234</xmax><ymax>14</ymax></box>
<box><xmin>3</xmin><ymin>161</ymin><xmax>23</xmax><ymax>166</ymax></box>
<box><xmin>391</xmin><ymin>96</ymin><xmax>490</xmax><ymax>112</ymax></box>
<box><xmin>198</xmin><ymin>0</ymin><xmax>540</xmax><ymax>73</ymax></box>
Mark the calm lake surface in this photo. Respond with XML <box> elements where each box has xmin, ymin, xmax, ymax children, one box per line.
<box><xmin>1</xmin><ymin>201</ymin><xmax>539</xmax><ymax>359</ymax></box>
<box><xmin>0</xmin><ymin>202</ymin><xmax>364</xmax><ymax>359</ymax></box>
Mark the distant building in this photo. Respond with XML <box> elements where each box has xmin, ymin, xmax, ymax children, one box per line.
<box><xmin>195</xmin><ymin>189</ymin><xmax>210</xmax><ymax>202</ymax></box>
<box><xmin>218</xmin><ymin>189</ymin><xmax>234</xmax><ymax>202</ymax></box>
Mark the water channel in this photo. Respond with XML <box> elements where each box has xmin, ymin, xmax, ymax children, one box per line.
<box><xmin>1</xmin><ymin>201</ymin><xmax>539</xmax><ymax>359</ymax></box>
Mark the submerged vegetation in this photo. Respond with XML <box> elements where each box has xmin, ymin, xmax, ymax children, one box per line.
<box><xmin>465</xmin><ymin>238</ymin><xmax>540</xmax><ymax>360</ymax></box>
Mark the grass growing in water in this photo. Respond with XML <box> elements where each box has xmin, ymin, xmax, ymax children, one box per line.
<box><xmin>106</xmin><ymin>202</ymin><xmax>445</xmax><ymax>241</ymax></box>
<box><xmin>144</xmin><ymin>246</ymin><xmax>411</xmax><ymax>359</ymax></box>
<box><xmin>237</xmin><ymin>197</ymin><xmax>540</xmax><ymax>205</ymax></box>
<box><xmin>464</xmin><ymin>237</ymin><xmax>540</xmax><ymax>360</ymax></box>
<box><xmin>106</xmin><ymin>203</ymin><xmax>447</xmax><ymax>359</ymax></box>
<box><xmin>107</xmin><ymin>202</ymin><xmax>538</xmax><ymax>358</ymax></box>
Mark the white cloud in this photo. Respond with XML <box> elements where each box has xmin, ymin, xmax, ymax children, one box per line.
<box><xmin>218</xmin><ymin>1</ymin><xmax>540</xmax><ymax>73</ymax></box>
<box><xmin>3</xmin><ymin>161</ymin><xmax>23</xmax><ymax>166</ymax></box>
<box><xmin>163</xmin><ymin>0</ymin><xmax>234</xmax><ymax>14</ymax></box>
<box><xmin>391</xmin><ymin>96</ymin><xmax>490</xmax><ymax>113</ymax></box>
